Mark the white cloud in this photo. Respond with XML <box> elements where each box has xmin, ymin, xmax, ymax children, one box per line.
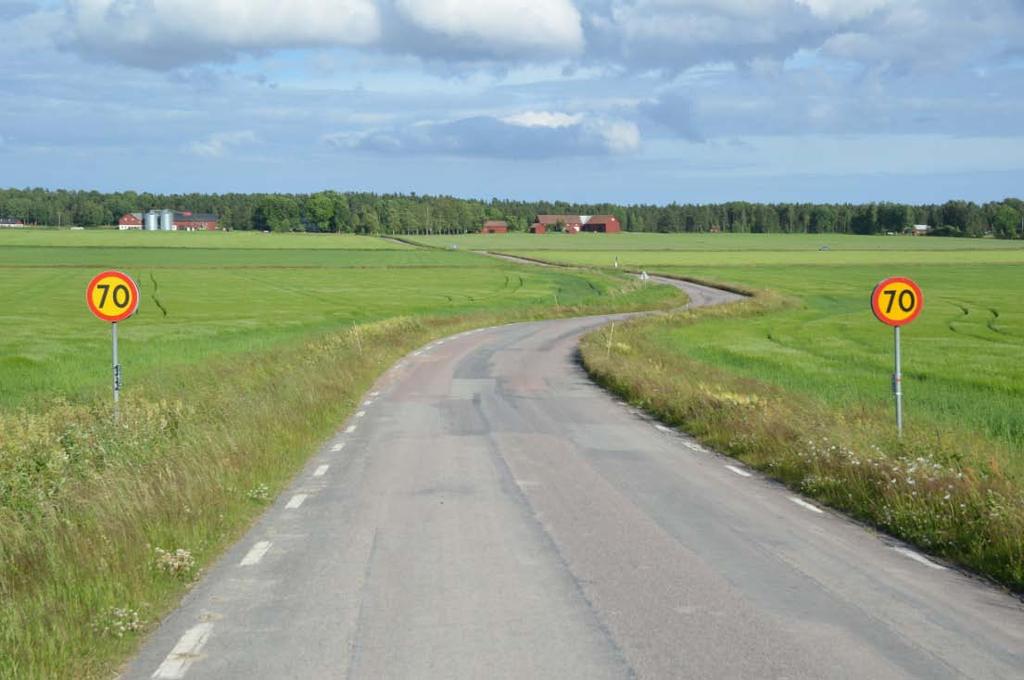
<box><xmin>501</xmin><ymin>111</ymin><xmax>584</xmax><ymax>128</ymax></box>
<box><xmin>595</xmin><ymin>120</ymin><xmax>640</xmax><ymax>153</ymax></box>
<box><xmin>341</xmin><ymin>112</ymin><xmax>639</xmax><ymax>158</ymax></box>
<box><xmin>66</xmin><ymin>0</ymin><xmax>380</xmax><ymax>68</ymax></box>
<box><xmin>794</xmin><ymin>0</ymin><xmax>892</xmax><ymax>22</ymax></box>
<box><xmin>189</xmin><ymin>130</ymin><xmax>257</xmax><ymax>157</ymax></box>
<box><xmin>586</xmin><ymin>0</ymin><xmax>1024</xmax><ymax>73</ymax></box>
<box><xmin>394</xmin><ymin>0</ymin><xmax>584</xmax><ymax>56</ymax></box>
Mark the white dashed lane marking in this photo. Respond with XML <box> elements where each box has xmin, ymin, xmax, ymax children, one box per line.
<box><xmin>331</xmin><ymin>442</ymin><xmax>345</xmax><ymax>453</ymax></box>
<box><xmin>790</xmin><ymin>497</ymin><xmax>824</xmax><ymax>514</ymax></box>
<box><xmin>285</xmin><ymin>494</ymin><xmax>308</xmax><ymax>510</ymax></box>
<box><xmin>355</xmin><ymin>410</ymin><xmax>366</xmax><ymax>418</ymax></box>
<box><xmin>345</xmin><ymin>425</ymin><xmax>357</xmax><ymax>434</ymax></box>
<box><xmin>893</xmin><ymin>546</ymin><xmax>947</xmax><ymax>570</ymax></box>
<box><xmin>151</xmin><ymin>622</ymin><xmax>214</xmax><ymax>679</ymax></box>
<box><xmin>314</xmin><ymin>464</ymin><xmax>329</xmax><ymax>478</ymax></box>
<box><xmin>239</xmin><ymin>541</ymin><xmax>272</xmax><ymax>567</ymax></box>
<box><xmin>725</xmin><ymin>465</ymin><xmax>752</xmax><ymax>478</ymax></box>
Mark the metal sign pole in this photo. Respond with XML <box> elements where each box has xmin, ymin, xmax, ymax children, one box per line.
<box><xmin>112</xmin><ymin>321</ymin><xmax>121</xmax><ymax>422</ymax></box>
<box><xmin>893</xmin><ymin>325</ymin><xmax>903</xmax><ymax>436</ymax></box>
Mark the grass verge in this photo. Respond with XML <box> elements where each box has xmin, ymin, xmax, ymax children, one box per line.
<box><xmin>580</xmin><ymin>288</ymin><xmax>1024</xmax><ymax>594</ymax></box>
<box><xmin>0</xmin><ymin>279</ymin><xmax>681</xmax><ymax>679</ymax></box>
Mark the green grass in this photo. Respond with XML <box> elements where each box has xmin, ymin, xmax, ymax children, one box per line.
<box><xmin>409</xmin><ymin>231</ymin><xmax>1024</xmax><ymax>252</ymax></box>
<box><xmin>495</xmin><ymin>231</ymin><xmax>1024</xmax><ymax>591</ymax></box>
<box><xmin>501</xmin><ymin>240</ymin><xmax>1024</xmax><ymax>459</ymax></box>
<box><xmin>0</xmin><ymin>230</ymin><xmax>683</xmax><ymax>679</ymax></box>
<box><xmin>0</xmin><ymin>233</ymin><xmax>675</xmax><ymax>410</ymax></box>
<box><xmin>0</xmin><ymin>229</ymin><xmax>411</xmax><ymax>249</ymax></box>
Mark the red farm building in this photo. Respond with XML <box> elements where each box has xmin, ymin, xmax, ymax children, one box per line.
<box><xmin>118</xmin><ymin>211</ymin><xmax>219</xmax><ymax>231</ymax></box>
<box><xmin>534</xmin><ymin>214</ymin><xmax>621</xmax><ymax>234</ymax></box>
<box><xmin>480</xmin><ymin>220</ymin><xmax>509</xmax><ymax>234</ymax></box>
<box><xmin>174</xmin><ymin>211</ymin><xmax>219</xmax><ymax>231</ymax></box>
<box><xmin>118</xmin><ymin>213</ymin><xmax>143</xmax><ymax>230</ymax></box>
<box><xmin>581</xmin><ymin>215</ymin><xmax>622</xmax><ymax>233</ymax></box>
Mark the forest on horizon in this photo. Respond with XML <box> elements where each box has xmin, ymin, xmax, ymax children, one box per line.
<box><xmin>1</xmin><ymin>187</ymin><xmax>1021</xmax><ymax>239</ymax></box>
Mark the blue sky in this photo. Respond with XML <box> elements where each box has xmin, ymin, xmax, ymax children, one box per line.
<box><xmin>1</xmin><ymin>0</ymin><xmax>1023</xmax><ymax>204</ymax></box>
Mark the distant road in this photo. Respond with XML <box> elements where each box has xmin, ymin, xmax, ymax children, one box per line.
<box><xmin>122</xmin><ymin>275</ymin><xmax>1022</xmax><ymax>679</ymax></box>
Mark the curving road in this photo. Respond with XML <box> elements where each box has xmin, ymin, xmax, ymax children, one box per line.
<box><xmin>123</xmin><ymin>278</ymin><xmax>1023</xmax><ymax>679</ymax></box>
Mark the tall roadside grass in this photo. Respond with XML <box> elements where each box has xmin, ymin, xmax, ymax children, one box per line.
<box><xmin>0</xmin><ymin>280</ymin><xmax>681</xmax><ymax>679</ymax></box>
<box><xmin>580</xmin><ymin>289</ymin><xmax>1024</xmax><ymax>593</ymax></box>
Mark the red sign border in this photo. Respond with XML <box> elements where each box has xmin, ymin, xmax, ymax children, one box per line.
<box><xmin>871</xmin><ymin>276</ymin><xmax>923</xmax><ymax>327</ymax></box>
<box><xmin>86</xmin><ymin>270</ymin><xmax>140</xmax><ymax>323</ymax></box>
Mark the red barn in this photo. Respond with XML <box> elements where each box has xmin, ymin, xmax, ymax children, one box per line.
<box><xmin>581</xmin><ymin>215</ymin><xmax>622</xmax><ymax>233</ymax></box>
<box><xmin>174</xmin><ymin>211</ymin><xmax>219</xmax><ymax>231</ymax></box>
<box><xmin>535</xmin><ymin>214</ymin><xmax>620</xmax><ymax>234</ymax></box>
<box><xmin>537</xmin><ymin>214</ymin><xmax>583</xmax><ymax>232</ymax></box>
<box><xmin>118</xmin><ymin>213</ymin><xmax>143</xmax><ymax>230</ymax></box>
<box><xmin>529</xmin><ymin>223</ymin><xmax>546</xmax><ymax>234</ymax></box>
<box><xmin>480</xmin><ymin>220</ymin><xmax>509</xmax><ymax>234</ymax></box>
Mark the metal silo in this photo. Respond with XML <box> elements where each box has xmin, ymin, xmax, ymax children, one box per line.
<box><xmin>160</xmin><ymin>209</ymin><xmax>174</xmax><ymax>231</ymax></box>
<box><xmin>145</xmin><ymin>211</ymin><xmax>159</xmax><ymax>231</ymax></box>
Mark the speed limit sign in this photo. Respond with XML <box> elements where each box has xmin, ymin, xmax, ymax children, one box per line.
<box><xmin>86</xmin><ymin>270</ymin><xmax>140</xmax><ymax>322</ymax></box>
<box><xmin>871</xmin><ymin>277</ymin><xmax>923</xmax><ymax>327</ymax></box>
<box><xmin>871</xmin><ymin>276</ymin><xmax>924</xmax><ymax>436</ymax></box>
<box><xmin>86</xmin><ymin>271</ymin><xmax>139</xmax><ymax>420</ymax></box>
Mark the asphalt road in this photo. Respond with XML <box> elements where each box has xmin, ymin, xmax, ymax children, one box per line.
<box><xmin>123</xmin><ymin>279</ymin><xmax>1023</xmax><ymax>679</ymax></box>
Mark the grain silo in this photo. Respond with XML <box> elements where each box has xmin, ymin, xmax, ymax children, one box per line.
<box><xmin>160</xmin><ymin>209</ymin><xmax>174</xmax><ymax>231</ymax></box>
<box><xmin>144</xmin><ymin>211</ymin><xmax>160</xmax><ymax>231</ymax></box>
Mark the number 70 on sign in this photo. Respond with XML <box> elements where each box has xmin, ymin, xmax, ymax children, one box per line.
<box><xmin>86</xmin><ymin>271</ymin><xmax>140</xmax><ymax>420</ymax></box>
<box><xmin>871</xmin><ymin>276</ymin><xmax>924</xmax><ymax>436</ymax></box>
<box><xmin>87</xmin><ymin>271</ymin><xmax>140</xmax><ymax>322</ymax></box>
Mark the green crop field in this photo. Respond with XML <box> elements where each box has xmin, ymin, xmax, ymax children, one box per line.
<box><xmin>0</xmin><ymin>229</ymin><xmax>412</xmax><ymax>249</ymax></box>
<box><xmin>490</xmin><ymin>235</ymin><xmax>1024</xmax><ymax>459</ymax></box>
<box><xmin>515</xmin><ymin>231</ymin><xmax>1024</xmax><ymax>593</ymax></box>
<box><xmin>0</xmin><ymin>229</ymin><xmax>683</xmax><ymax>679</ymax></box>
<box><xmin>0</xmin><ymin>230</ymin><xmax>674</xmax><ymax>410</ymax></box>
<box><xmin>408</xmin><ymin>231</ymin><xmax>1024</xmax><ymax>252</ymax></box>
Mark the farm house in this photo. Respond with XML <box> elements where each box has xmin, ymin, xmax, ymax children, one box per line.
<box><xmin>534</xmin><ymin>214</ymin><xmax>622</xmax><ymax>233</ymax></box>
<box><xmin>480</xmin><ymin>220</ymin><xmax>509</xmax><ymax>234</ymax></box>
<box><xmin>118</xmin><ymin>211</ymin><xmax>219</xmax><ymax>231</ymax></box>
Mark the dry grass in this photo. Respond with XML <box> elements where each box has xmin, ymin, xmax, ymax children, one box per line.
<box><xmin>0</xmin><ymin>281</ymin><xmax>679</xmax><ymax>679</ymax></box>
<box><xmin>581</xmin><ymin>291</ymin><xmax>1024</xmax><ymax>593</ymax></box>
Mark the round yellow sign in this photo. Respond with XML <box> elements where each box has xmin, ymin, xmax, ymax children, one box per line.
<box><xmin>86</xmin><ymin>271</ymin><xmax>140</xmax><ymax>323</ymax></box>
<box><xmin>871</xmin><ymin>277</ymin><xmax>923</xmax><ymax>327</ymax></box>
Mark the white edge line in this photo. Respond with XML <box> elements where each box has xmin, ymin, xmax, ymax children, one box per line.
<box><xmin>152</xmin><ymin>622</ymin><xmax>214</xmax><ymax>679</ymax></box>
<box><xmin>285</xmin><ymin>494</ymin><xmax>308</xmax><ymax>509</ymax></box>
<box><xmin>314</xmin><ymin>464</ymin><xmax>329</xmax><ymax>477</ymax></box>
<box><xmin>355</xmin><ymin>410</ymin><xmax>366</xmax><ymax>418</ymax></box>
<box><xmin>790</xmin><ymin>497</ymin><xmax>824</xmax><ymax>514</ymax></box>
<box><xmin>370</xmin><ymin>391</ymin><xmax>380</xmax><ymax>397</ymax></box>
<box><xmin>239</xmin><ymin>541</ymin><xmax>272</xmax><ymax>567</ymax></box>
<box><xmin>362</xmin><ymin>400</ymin><xmax>373</xmax><ymax>407</ymax></box>
<box><xmin>345</xmin><ymin>425</ymin><xmax>357</xmax><ymax>434</ymax></box>
<box><xmin>654</xmin><ymin>424</ymin><xmax>673</xmax><ymax>433</ymax></box>
<box><xmin>331</xmin><ymin>442</ymin><xmax>345</xmax><ymax>452</ymax></box>
<box><xmin>725</xmin><ymin>465</ymin><xmax>752</xmax><ymax>478</ymax></box>
<box><xmin>893</xmin><ymin>546</ymin><xmax>947</xmax><ymax>571</ymax></box>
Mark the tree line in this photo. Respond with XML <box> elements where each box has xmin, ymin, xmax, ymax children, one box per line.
<box><xmin>0</xmin><ymin>188</ymin><xmax>1021</xmax><ymax>238</ymax></box>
